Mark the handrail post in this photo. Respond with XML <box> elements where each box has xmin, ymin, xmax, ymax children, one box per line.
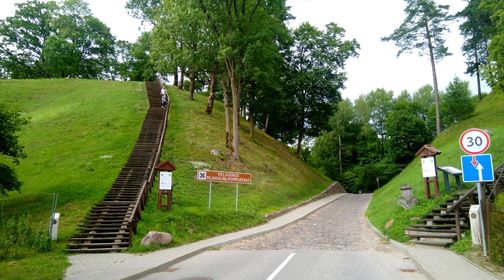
<box><xmin>455</xmin><ymin>207</ymin><xmax>461</xmax><ymax>240</ymax></box>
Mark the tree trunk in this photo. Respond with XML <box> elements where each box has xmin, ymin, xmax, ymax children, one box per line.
<box><xmin>189</xmin><ymin>71</ymin><xmax>195</xmax><ymax>100</ymax></box>
<box><xmin>338</xmin><ymin>134</ymin><xmax>343</xmax><ymax>174</ymax></box>
<box><xmin>475</xmin><ymin>47</ymin><xmax>482</xmax><ymax>101</ymax></box>
<box><xmin>249</xmin><ymin>111</ymin><xmax>255</xmax><ymax>138</ymax></box>
<box><xmin>263</xmin><ymin>113</ymin><xmax>269</xmax><ymax>132</ymax></box>
<box><xmin>296</xmin><ymin>128</ymin><xmax>304</xmax><ymax>156</ymax></box>
<box><xmin>220</xmin><ymin>74</ymin><xmax>232</xmax><ymax>148</ymax></box>
<box><xmin>224</xmin><ymin>58</ymin><xmax>242</xmax><ymax>160</ymax></box>
<box><xmin>179</xmin><ymin>68</ymin><xmax>185</xmax><ymax>90</ymax></box>
<box><xmin>426</xmin><ymin>22</ymin><xmax>441</xmax><ymax>135</ymax></box>
<box><xmin>249</xmin><ymin>82</ymin><xmax>256</xmax><ymax>139</ymax></box>
<box><xmin>206</xmin><ymin>71</ymin><xmax>216</xmax><ymax>114</ymax></box>
<box><xmin>173</xmin><ymin>67</ymin><xmax>178</xmax><ymax>86</ymax></box>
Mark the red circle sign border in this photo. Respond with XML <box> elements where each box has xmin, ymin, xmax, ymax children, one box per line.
<box><xmin>459</xmin><ymin>128</ymin><xmax>490</xmax><ymax>154</ymax></box>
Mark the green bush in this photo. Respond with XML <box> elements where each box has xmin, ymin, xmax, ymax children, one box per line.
<box><xmin>490</xmin><ymin>193</ymin><xmax>504</xmax><ymax>265</ymax></box>
<box><xmin>0</xmin><ymin>215</ymin><xmax>51</xmax><ymax>260</ymax></box>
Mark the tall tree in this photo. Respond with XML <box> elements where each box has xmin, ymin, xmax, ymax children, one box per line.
<box><xmin>383</xmin><ymin>0</ymin><xmax>452</xmax><ymax>135</ymax></box>
<box><xmin>125</xmin><ymin>0</ymin><xmax>161</xmax><ymax>25</ymax></box>
<box><xmin>0</xmin><ymin>107</ymin><xmax>28</xmax><ymax>196</ymax></box>
<box><xmin>385</xmin><ymin>94</ymin><xmax>431</xmax><ymax>164</ymax></box>
<box><xmin>195</xmin><ymin>0</ymin><xmax>290</xmax><ymax>160</ymax></box>
<box><xmin>286</xmin><ymin>22</ymin><xmax>359</xmax><ymax>155</ymax></box>
<box><xmin>45</xmin><ymin>0</ymin><xmax>116</xmax><ymax>79</ymax></box>
<box><xmin>365</xmin><ymin>88</ymin><xmax>394</xmax><ymax>156</ymax></box>
<box><xmin>458</xmin><ymin>0</ymin><xmax>493</xmax><ymax>100</ymax></box>
<box><xmin>0</xmin><ymin>0</ymin><xmax>57</xmax><ymax>78</ymax></box>
<box><xmin>328</xmin><ymin>99</ymin><xmax>358</xmax><ymax>174</ymax></box>
<box><xmin>441</xmin><ymin>77</ymin><xmax>475</xmax><ymax>127</ymax></box>
<box><xmin>480</xmin><ymin>0</ymin><xmax>504</xmax><ymax>90</ymax></box>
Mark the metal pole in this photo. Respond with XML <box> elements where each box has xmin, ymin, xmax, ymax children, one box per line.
<box><xmin>235</xmin><ymin>183</ymin><xmax>239</xmax><ymax>212</ymax></box>
<box><xmin>208</xmin><ymin>182</ymin><xmax>212</xmax><ymax>210</ymax></box>
<box><xmin>477</xmin><ymin>182</ymin><xmax>488</xmax><ymax>256</ymax></box>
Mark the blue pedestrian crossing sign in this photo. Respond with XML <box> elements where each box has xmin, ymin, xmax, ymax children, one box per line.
<box><xmin>461</xmin><ymin>154</ymin><xmax>494</xmax><ymax>182</ymax></box>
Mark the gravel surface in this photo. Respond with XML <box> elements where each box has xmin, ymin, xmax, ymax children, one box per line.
<box><xmin>222</xmin><ymin>194</ymin><xmax>393</xmax><ymax>251</ymax></box>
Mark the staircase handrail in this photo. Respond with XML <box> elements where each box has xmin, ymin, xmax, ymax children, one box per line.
<box><xmin>488</xmin><ymin>161</ymin><xmax>504</xmax><ymax>200</ymax></box>
<box><xmin>446</xmin><ymin>186</ymin><xmax>477</xmax><ymax>213</ymax></box>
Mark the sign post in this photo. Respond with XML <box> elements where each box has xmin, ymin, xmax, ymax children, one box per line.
<box><xmin>459</xmin><ymin>128</ymin><xmax>491</xmax><ymax>257</ymax></box>
<box><xmin>415</xmin><ymin>145</ymin><xmax>442</xmax><ymax>199</ymax></box>
<box><xmin>197</xmin><ymin>170</ymin><xmax>252</xmax><ymax>211</ymax></box>
<box><xmin>155</xmin><ymin>161</ymin><xmax>177</xmax><ymax>210</ymax></box>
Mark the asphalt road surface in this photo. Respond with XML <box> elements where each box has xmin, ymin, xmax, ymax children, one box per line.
<box><xmin>140</xmin><ymin>194</ymin><xmax>427</xmax><ymax>280</ymax></box>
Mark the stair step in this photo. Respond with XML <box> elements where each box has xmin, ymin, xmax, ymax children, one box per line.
<box><xmin>413</xmin><ymin>239</ymin><xmax>451</xmax><ymax>247</ymax></box>
<box><xmin>67</xmin><ymin>247</ymin><xmax>126</xmax><ymax>253</ymax></box>
<box><xmin>73</xmin><ymin>232</ymin><xmax>129</xmax><ymax>237</ymax></box>
<box><xmin>418</xmin><ymin>217</ymin><xmax>466</xmax><ymax>223</ymax></box>
<box><xmin>406</xmin><ymin>230</ymin><xmax>458</xmax><ymax>238</ymax></box>
<box><xmin>70</xmin><ymin>236</ymin><xmax>130</xmax><ymax>241</ymax></box>
<box><xmin>406</xmin><ymin>227</ymin><xmax>457</xmax><ymax>233</ymax></box>
<box><xmin>68</xmin><ymin>242</ymin><xmax>130</xmax><ymax>248</ymax></box>
<box><xmin>77</xmin><ymin>226</ymin><xmax>129</xmax><ymax>231</ymax></box>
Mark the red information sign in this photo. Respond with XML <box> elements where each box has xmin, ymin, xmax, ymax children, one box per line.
<box><xmin>197</xmin><ymin>170</ymin><xmax>252</xmax><ymax>184</ymax></box>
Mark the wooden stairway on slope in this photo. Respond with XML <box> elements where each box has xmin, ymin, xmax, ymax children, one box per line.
<box><xmin>67</xmin><ymin>81</ymin><xmax>167</xmax><ymax>253</ymax></box>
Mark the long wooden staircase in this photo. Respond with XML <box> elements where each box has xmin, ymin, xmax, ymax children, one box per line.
<box><xmin>406</xmin><ymin>162</ymin><xmax>504</xmax><ymax>247</ymax></box>
<box><xmin>67</xmin><ymin>81</ymin><xmax>167</xmax><ymax>253</ymax></box>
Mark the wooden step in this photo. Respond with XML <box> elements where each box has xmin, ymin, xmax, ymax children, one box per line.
<box><xmin>405</xmin><ymin>229</ymin><xmax>458</xmax><ymax>238</ymax></box>
<box><xmin>67</xmin><ymin>242</ymin><xmax>130</xmax><ymax>248</ymax></box>
<box><xmin>67</xmin><ymin>248</ymin><xmax>126</xmax><ymax>253</ymax></box>
<box><xmin>413</xmin><ymin>239</ymin><xmax>451</xmax><ymax>247</ymax></box>
<box><xmin>418</xmin><ymin>217</ymin><xmax>466</xmax><ymax>223</ymax></box>
<box><xmin>69</xmin><ymin>236</ymin><xmax>130</xmax><ymax>242</ymax></box>
<box><xmin>72</xmin><ymin>232</ymin><xmax>129</xmax><ymax>237</ymax></box>
<box><xmin>406</xmin><ymin>227</ymin><xmax>457</xmax><ymax>233</ymax></box>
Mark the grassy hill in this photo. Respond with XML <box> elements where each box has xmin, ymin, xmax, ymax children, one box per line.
<box><xmin>367</xmin><ymin>90</ymin><xmax>504</xmax><ymax>242</ymax></box>
<box><xmin>0</xmin><ymin>80</ymin><xmax>333</xmax><ymax>279</ymax></box>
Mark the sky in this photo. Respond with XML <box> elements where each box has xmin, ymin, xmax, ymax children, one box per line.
<box><xmin>0</xmin><ymin>0</ymin><xmax>490</xmax><ymax>100</ymax></box>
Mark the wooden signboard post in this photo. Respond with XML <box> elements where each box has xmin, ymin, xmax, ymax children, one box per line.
<box><xmin>155</xmin><ymin>161</ymin><xmax>177</xmax><ymax>209</ymax></box>
<box><xmin>196</xmin><ymin>170</ymin><xmax>252</xmax><ymax>211</ymax></box>
<box><xmin>415</xmin><ymin>144</ymin><xmax>442</xmax><ymax>199</ymax></box>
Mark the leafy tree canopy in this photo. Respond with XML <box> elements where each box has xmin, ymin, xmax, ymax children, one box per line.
<box><xmin>0</xmin><ymin>107</ymin><xmax>28</xmax><ymax>196</ymax></box>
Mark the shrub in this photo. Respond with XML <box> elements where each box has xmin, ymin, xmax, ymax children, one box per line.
<box><xmin>0</xmin><ymin>215</ymin><xmax>51</xmax><ymax>260</ymax></box>
<box><xmin>490</xmin><ymin>193</ymin><xmax>504</xmax><ymax>265</ymax></box>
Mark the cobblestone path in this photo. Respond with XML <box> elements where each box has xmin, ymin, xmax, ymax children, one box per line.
<box><xmin>222</xmin><ymin>194</ymin><xmax>393</xmax><ymax>251</ymax></box>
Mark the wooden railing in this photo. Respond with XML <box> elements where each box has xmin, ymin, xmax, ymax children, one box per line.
<box><xmin>446</xmin><ymin>186</ymin><xmax>477</xmax><ymax>240</ymax></box>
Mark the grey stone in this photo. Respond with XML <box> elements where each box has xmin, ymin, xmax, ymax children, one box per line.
<box><xmin>140</xmin><ymin>231</ymin><xmax>172</xmax><ymax>246</ymax></box>
<box><xmin>189</xmin><ymin>161</ymin><xmax>211</xmax><ymax>169</ymax></box>
<box><xmin>210</xmin><ymin>149</ymin><xmax>221</xmax><ymax>156</ymax></box>
<box><xmin>399</xmin><ymin>184</ymin><xmax>418</xmax><ymax>209</ymax></box>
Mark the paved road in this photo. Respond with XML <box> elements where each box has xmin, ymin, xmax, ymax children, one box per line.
<box><xmin>140</xmin><ymin>194</ymin><xmax>427</xmax><ymax>280</ymax></box>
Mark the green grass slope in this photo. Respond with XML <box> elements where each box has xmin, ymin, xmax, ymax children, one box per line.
<box><xmin>368</xmin><ymin>91</ymin><xmax>504</xmax><ymax>242</ymax></box>
<box><xmin>131</xmin><ymin>86</ymin><xmax>333</xmax><ymax>249</ymax></box>
<box><xmin>0</xmin><ymin>79</ymin><xmax>148</xmax><ymax>279</ymax></box>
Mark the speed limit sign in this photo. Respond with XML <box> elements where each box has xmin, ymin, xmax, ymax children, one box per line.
<box><xmin>459</xmin><ymin>128</ymin><xmax>490</xmax><ymax>154</ymax></box>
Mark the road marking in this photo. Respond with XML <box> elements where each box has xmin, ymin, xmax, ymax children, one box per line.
<box><xmin>266</xmin><ymin>252</ymin><xmax>295</xmax><ymax>280</ymax></box>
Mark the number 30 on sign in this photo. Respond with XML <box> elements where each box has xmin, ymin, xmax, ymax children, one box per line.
<box><xmin>459</xmin><ymin>128</ymin><xmax>490</xmax><ymax>155</ymax></box>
